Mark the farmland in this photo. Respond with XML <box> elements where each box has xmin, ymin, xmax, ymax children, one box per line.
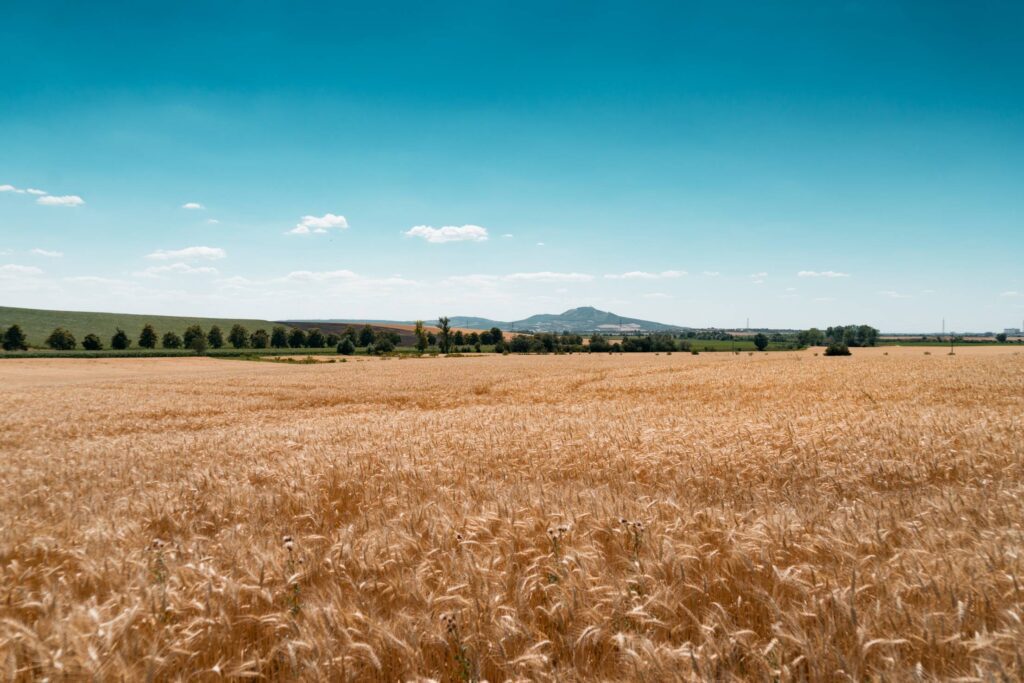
<box><xmin>1</xmin><ymin>347</ymin><xmax>1023</xmax><ymax>680</ymax></box>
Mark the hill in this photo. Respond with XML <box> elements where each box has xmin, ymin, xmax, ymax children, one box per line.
<box><xmin>450</xmin><ymin>307</ymin><xmax>685</xmax><ymax>333</ymax></box>
<box><xmin>0</xmin><ymin>305</ymin><xmax>287</xmax><ymax>348</ymax></box>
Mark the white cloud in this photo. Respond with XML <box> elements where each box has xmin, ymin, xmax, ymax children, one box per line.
<box><xmin>536</xmin><ymin>242</ymin><xmax>545</xmax><ymax>246</ymax></box>
<box><xmin>0</xmin><ymin>184</ymin><xmax>20</xmax><ymax>193</ymax></box>
<box><xmin>37</xmin><ymin>195</ymin><xmax>85</xmax><ymax>207</ymax></box>
<box><xmin>135</xmin><ymin>263</ymin><xmax>220</xmax><ymax>278</ymax></box>
<box><xmin>0</xmin><ymin>264</ymin><xmax>44</xmax><ymax>276</ymax></box>
<box><xmin>1001</xmin><ymin>291</ymin><xmax>1022</xmax><ymax>298</ymax></box>
<box><xmin>206</xmin><ymin>218</ymin><xmax>220</xmax><ymax>225</ymax></box>
<box><xmin>289</xmin><ymin>213</ymin><xmax>349</xmax><ymax>235</ymax></box>
<box><xmin>182</xmin><ymin>202</ymin><xmax>204</xmax><ymax>210</ymax></box>
<box><xmin>878</xmin><ymin>290</ymin><xmax>913</xmax><ymax>299</ymax></box>
<box><xmin>703</xmin><ymin>271</ymin><xmax>720</xmax><ymax>277</ymax></box>
<box><xmin>505</xmin><ymin>271</ymin><xmax>593</xmax><ymax>283</ymax></box>
<box><xmin>605</xmin><ymin>270</ymin><xmax>686</xmax><ymax>280</ymax></box>
<box><xmin>404</xmin><ymin>224</ymin><xmax>488</xmax><ymax>243</ymax></box>
<box><xmin>64</xmin><ymin>276</ymin><xmax>128</xmax><ymax>286</ymax></box>
<box><xmin>798</xmin><ymin>270</ymin><xmax>850</xmax><ymax>278</ymax></box>
<box><xmin>502</xmin><ymin>233</ymin><xmax>514</xmax><ymax>238</ymax></box>
<box><xmin>26</xmin><ymin>188</ymin><xmax>47</xmax><ymax>195</ymax></box>
<box><xmin>279</xmin><ymin>269</ymin><xmax>359</xmax><ymax>283</ymax></box>
<box><xmin>31</xmin><ymin>248</ymin><xmax>63</xmax><ymax>258</ymax></box>
<box><xmin>146</xmin><ymin>246</ymin><xmax>226</xmax><ymax>261</ymax></box>
<box><xmin>749</xmin><ymin>272</ymin><xmax>768</xmax><ymax>278</ymax></box>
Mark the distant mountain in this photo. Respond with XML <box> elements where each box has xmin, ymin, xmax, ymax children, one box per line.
<box><xmin>297</xmin><ymin>307</ymin><xmax>686</xmax><ymax>334</ymax></box>
<box><xmin>452</xmin><ymin>307</ymin><xmax>685</xmax><ymax>333</ymax></box>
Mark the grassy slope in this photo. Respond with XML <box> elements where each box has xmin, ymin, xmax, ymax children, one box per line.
<box><xmin>0</xmin><ymin>305</ymin><xmax>286</xmax><ymax>349</ymax></box>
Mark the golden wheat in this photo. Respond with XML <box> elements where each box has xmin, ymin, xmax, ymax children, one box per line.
<box><xmin>1</xmin><ymin>348</ymin><xmax>1023</xmax><ymax>680</ymax></box>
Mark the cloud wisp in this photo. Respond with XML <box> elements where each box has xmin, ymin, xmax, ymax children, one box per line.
<box><xmin>135</xmin><ymin>263</ymin><xmax>220</xmax><ymax>278</ymax></box>
<box><xmin>146</xmin><ymin>246</ymin><xmax>226</xmax><ymax>261</ymax></box>
<box><xmin>798</xmin><ymin>270</ymin><xmax>850</xmax><ymax>278</ymax></box>
<box><xmin>31</xmin><ymin>248</ymin><xmax>64</xmax><ymax>258</ymax></box>
<box><xmin>288</xmin><ymin>213</ymin><xmax>349</xmax><ymax>235</ymax></box>
<box><xmin>404</xmin><ymin>225</ymin><xmax>489</xmax><ymax>243</ymax></box>
<box><xmin>604</xmin><ymin>270</ymin><xmax>685</xmax><ymax>280</ymax></box>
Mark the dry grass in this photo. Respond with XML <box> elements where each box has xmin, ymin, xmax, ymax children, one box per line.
<box><xmin>2</xmin><ymin>348</ymin><xmax>1023</xmax><ymax>681</ymax></box>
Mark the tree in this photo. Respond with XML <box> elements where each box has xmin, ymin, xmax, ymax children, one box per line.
<box><xmin>453</xmin><ymin>330</ymin><xmax>465</xmax><ymax>346</ymax></box>
<box><xmin>271</xmin><ymin>326</ymin><xmax>289</xmax><ymax>348</ymax></box>
<box><xmin>250</xmin><ymin>329</ymin><xmax>269</xmax><ymax>348</ymax></box>
<box><xmin>996</xmin><ymin>332</ymin><xmax>1008</xmax><ymax>343</ymax></box>
<box><xmin>138</xmin><ymin>324</ymin><xmax>158</xmax><ymax>349</ymax></box>
<box><xmin>490</xmin><ymin>327</ymin><xmax>504</xmax><ymax>344</ymax></box>
<box><xmin>343</xmin><ymin>325</ymin><xmax>358</xmax><ymax>342</ymax></box>
<box><xmin>111</xmin><ymin>328</ymin><xmax>131</xmax><ymax>350</ymax></box>
<box><xmin>753</xmin><ymin>333</ymin><xmax>769</xmax><ymax>351</ymax></box>
<box><xmin>288</xmin><ymin>328</ymin><xmax>307</xmax><ymax>348</ymax></box>
<box><xmin>427</xmin><ymin>332</ymin><xmax>437</xmax><ymax>346</ymax></box>
<box><xmin>45</xmin><ymin>327</ymin><xmax>77</xmax><ymax>350</ymax></box>
<box><xmin>228</xmin><ymin>324</ymin><xmax>249</xmax><ymax>349</ymax></box>
<box><xmin>2</xmin><ymin>325</ymin><xmax>28</xmax><ymax>351</ymax></box>
<box><xmin>480</xmin><ymin>330</ymin><xmax>494</xmax><ymax>345</ymax></box>
<box><xmin>306</xmin><ymin>328</ymin><xmax>325</xmax><ymax>348</ymax></box>
<box><xmin>588</xmin><ymin>333</ymin><xmax>610</xmax><ymax>352</ymax></box>
<box><xmin>510</xmin><ymin>336</ymin><xmax>532</xmax><ymax>353</ymax></box>
<box><xmin>162</xmin><ymin>331</ymin><xmax>182</xmax><ymax>349</ymax></box>
<box><xmin>375</xmin><ymin>337</ymin><xmax>395</xmax><ymax>354</ymax></box>
<box><xmin>337</xmin><ymin>338</ymin><xmax>355</xmax><ymax>355</ymax></box>
<box><xmin>358</xmin><ymin>324</ymin><xmax>375</xmax><ymax>347</ymax></box>
<box><xmin>414</xmin><ymin>320</ymin><xmax>428</xmax><ymax>353</ymax></box>
<box><xmin>207</xmin><ymin>325</ymin><xmax>224</xmax><ymax>349</ymax></box>
<box><xmin>183</xmin><ymin>325</ymin><xmax>205</xmax><ymax>350</ymax></box>
<box><xmin>325</xmin><ymin>333</ymin><xmax>340</xmax><ymax>347</ymax></box>
<box><xmin>188</xmin><ymin>333</ymin><xmax>208</xmax><ymax>354</ymax></box>
<box><xmin>83</xmin><ymin>333</ymin><xmax>103</xmax><ymax>350</ymax></box>
<box><xmin>438</xmin><ymin>316</ymin><xmax>452</xmax><ymax>353</ymax></box>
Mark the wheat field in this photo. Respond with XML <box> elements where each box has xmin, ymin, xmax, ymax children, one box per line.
<box><xmin>1</xmin><ymin>348</ymin><xmax>1023</xmax><ymax>681</ymax></box>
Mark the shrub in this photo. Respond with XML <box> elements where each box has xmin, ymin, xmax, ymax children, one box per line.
<box><xmin>824</xmin><ymin>342</ymin><xmax>851</xmax><ymax>356</ymax></box>
<box><xmin>337</xmin><ymin>338</ymin><xmax>355</xmax><ymax>355</ymax></box>
<box><xmin>46</xmin><ymin>327</ymin><xmax>77</xmax><ymax>350</ymax></box>
<box><xmin>365</xmin><ymin>343</ymin><xmax>376</xmax><ymax>355</ymax></box>
<box><xmin>138</xmin><ymin>324</ymin><xmax>158</xmax><ymax>349</ymax></box>
<box><xmin>188</xmin><ymin>334</ymin><xmax>208</xmax><ymax>354</ymax></box>
<box><xmin>162</xmin><ymin>331</ymin><xmax>182</xmax><ymax>349</ymax></box>
<box><xmin>111</xmin><ymin>328</ymin><xmax>131</xmax><ymax>350</ymax></box>
<box><xmin>82</xmin><ymin>333</ymin><xmax>104</xmax><ymax>350</ymax></box>
<box><xmin>2</xmin><ymin>324</ymin><xmax>28</xmax><ymax>351</ymax></box>
<box><xmin>375</xmin><ymin>337</ymin><xmax>395</xmax><ymax>354</ymax></box>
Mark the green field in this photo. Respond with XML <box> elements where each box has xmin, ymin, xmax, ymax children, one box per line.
<box><xmin>0</xmin><ymin>305</ymin><xmax>289</xmax><ymax>349</ymax></box>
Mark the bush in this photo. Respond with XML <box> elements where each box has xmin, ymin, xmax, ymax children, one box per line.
<box><xmin>188</xmin><ymin>334</ymin><xmax>208</xmax><ymax>354</ymax></box>
<box><xmin>162</xmin><ymin>331</ymin><xmax>182</xmax><ymax>349</ymax></box>
<box><xmin>46</xmin><ymin>327</ymin><xmax>77</xmax><ymax>350</ymax></box>
<box><xmin>111</xmin><ymin>328</ymin><xmax>131</xmax><ymax>350</ymax></box>
<box><xmin>82</xmin><ymin>333</ymin><xmax>104</xmax><ymax>350</ymax></box>
<box><xmin>2</xmin><ymin>324</ymin><xmax>28</xmax><ymax>351</ymax></box>
<box><xmin>337</xmin><ymin>338</ymin><xmax>355</xmax><ymax>355</ymax></box>
<box><xmin>365</xmin><ymin>343</ymin><xmax>376</xmax><ymax>355</ymax></box>
<box><xmin>824</xmin><ymin>342</ymin><xmax>851</xmax><ymax>356</ymax></box>
<box><xmin>375</xmin><ymin>337</ymin><xmax>395</xmax><ymax>354</ymax></box>
<box><xmin>138</xmin><ymin>324</ymin><xmax>158</xmax><ymax>349</ymax></box>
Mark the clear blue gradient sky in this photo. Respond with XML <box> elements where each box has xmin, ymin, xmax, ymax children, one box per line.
<box><xmin>1</xmin><ymin>1</ymin><xmax>1022</xmax><ymax>331</ymax></box>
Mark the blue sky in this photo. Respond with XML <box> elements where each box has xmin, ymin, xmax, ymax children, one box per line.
<box><xmin>1</xmin><ymin>1</ymin><xmax>1022</xmax><ymax>331</ymax></box>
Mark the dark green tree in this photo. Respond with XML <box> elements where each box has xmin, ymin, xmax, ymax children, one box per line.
<box><xmin>996</xmin><ymin>332</ymin><xmax>1008</xmax><ymax>343</ymax></box>
<box><xmin>161</xmin><ymin>331</ymin><xmax>182</xmax><ymax>349</ymax></box>
<box><xmin>288</xmin><ymin>328</ymin><xmax>307</xmax><ymax>348</ymax></box>
<box><xmin>414</xmin><ymin>320</ymin><xmax>428</xmax><ymax>353</ymax></box>
<box><xmin>183</xmin><ymin>325</ymin><xmax>205</xmax><ymax>349</ymax></box>
<box><xmin>753</xmin><ymin>333</ymin><xmax>769</xmax><ymax>351</ymax></box>
<box><xmin>325</xmin><ymin>333</ymin><xmax>340</xmax><ymax>347</ymax></box>
<box><xmin>228</xmin><ymin>324</ymin><xmax>249</xmax><ymax>349</ymax></box>
<box><xmin>358</xmin><ymin>325</ymin><xmax>375</xmax><ymax>347</ymax></box>
<box><xmin>438</xmin><ymin>316</ymin><xmax>452</xmax><ymax>353</ymax></box>
<box><xmin>138</xmin><ymin>324</ymin><xmax>158</xmax><ymax>349</ymax></box>
<box><xmin>2</xmin><ymin>325</ymin><xmax>28</xmax><ymax>351</ymax></box>
<box><xmin>45</xmin><ymin>327</ymin><xmax>77</xmax><ymax>350</ymax></box>
<box><xmin>250</xmin><ymin>329</ymin><xmax>269</xmax><ymax>348</ymax></box>
<box><xmin>337</xmin><ymin>338</ymin><xmax>355</xmax><ymax>355</ymax></box>
<box><xmin>207</xmin><ymin>325</ymin><xmax>224</xmax><ymax>349</ymax></box>
<box><xmin>271</xmin><ymin>326</ymin><xmax>288</xmax><ymax>348</ymax></box>
<box><xmin>306</xmin><ymin>328</ymin><xmax>326</xmax><ymax>348</ymax></box>
<box><xmin>111</xmin><ymin>328</ymin><xmax>131</xmax><ymax>350</ymax></box>
<box><xmin>82</xmin><ymin>333</ymin><xmax>104</xmax><ymax>350</ymax></box>
<box><xmin>375</xmin><ymin>337</ymin><xmax>395</xmax><ymax>353</ymax></box>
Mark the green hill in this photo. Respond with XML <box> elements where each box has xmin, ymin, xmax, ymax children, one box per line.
<box><xmin>0</xmin><ymin>305</ymin><xmax>286</xmax><ymax>349</ymax></box>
